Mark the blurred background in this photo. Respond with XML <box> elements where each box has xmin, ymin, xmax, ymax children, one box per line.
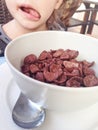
<box><xmin>67</xmin><ymin>1</ymin><xmax>98</xmax><ymax>38</ymax></box>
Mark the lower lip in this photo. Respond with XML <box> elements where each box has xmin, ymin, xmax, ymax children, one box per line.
<box><xmin>19</xmin><ymin>9</ymin><xmax>40</xmax><ymax>21</ymax></box>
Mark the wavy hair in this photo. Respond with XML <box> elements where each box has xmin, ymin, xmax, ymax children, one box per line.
<box><xmin>47</xmin><ymin>0</ymin><xmax>82</xmax><ymax>30</ymax></box>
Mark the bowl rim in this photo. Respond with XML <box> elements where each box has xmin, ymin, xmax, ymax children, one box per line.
<box><xmin>5</xmin><ymin>31</ymin><xmax>98</xmax><ymax>91</ymax></box>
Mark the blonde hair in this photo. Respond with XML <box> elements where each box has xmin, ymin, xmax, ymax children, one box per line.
<box><xmin>47</xmin><ymin>0</ymin><xmax>82</xmax><ymax>30</ymax></box>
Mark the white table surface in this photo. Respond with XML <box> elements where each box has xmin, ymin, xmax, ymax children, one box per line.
<box><xmin>0</xmin><ymin>57</ymin><xmax>5</xmax><ymax>65</ymax></box>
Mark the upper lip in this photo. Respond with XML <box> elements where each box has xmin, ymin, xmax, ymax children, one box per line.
<box><xmin>19</xmin><ymin>3</ymin><xmax>35</xmax><ymax>10</ymax></box>
<box><xmin>19</xmin><ymin>4</ymin><xmax>33</xmax><ymax>11</ymax></box>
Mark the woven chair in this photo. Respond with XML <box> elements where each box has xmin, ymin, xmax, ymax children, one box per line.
<box><xmin>0</xmin><ymin>0</ymin><xmax>13</xmax><ymax>24</ymax></box>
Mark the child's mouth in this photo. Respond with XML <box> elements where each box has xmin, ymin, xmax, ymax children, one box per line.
<box><xmin>20</xmin><ymin>6</ymin><xmax>41</xmax><ymax>20</ymax></box>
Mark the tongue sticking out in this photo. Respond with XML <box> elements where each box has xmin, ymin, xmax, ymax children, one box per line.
<box><xmin>21</xmin><ymin>7</ymin><xmax>40</xmax><ymax>19</ymax></box>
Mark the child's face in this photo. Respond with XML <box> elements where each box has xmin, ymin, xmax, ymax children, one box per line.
<box><xmin>5</xmin><ymin>0</ymin><xmax>63</xmax><ymax>31</ymax></box>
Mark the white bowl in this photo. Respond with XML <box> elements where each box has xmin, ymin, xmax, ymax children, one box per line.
<box><xmin>5</xmin><ymin>31</ymin><xmax>98</xmax><ymax>130</ymax></box>
<box><xmin>5</xmin><ymin>31</ymin><xmax>98</xmax><ymax>110</ymax></box>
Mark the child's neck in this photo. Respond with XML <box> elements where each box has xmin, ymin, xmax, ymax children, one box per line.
<box><xmin>2</xmin><ymin>19</ymin><xmax>48</xmax><ymax>40</ymax></box>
